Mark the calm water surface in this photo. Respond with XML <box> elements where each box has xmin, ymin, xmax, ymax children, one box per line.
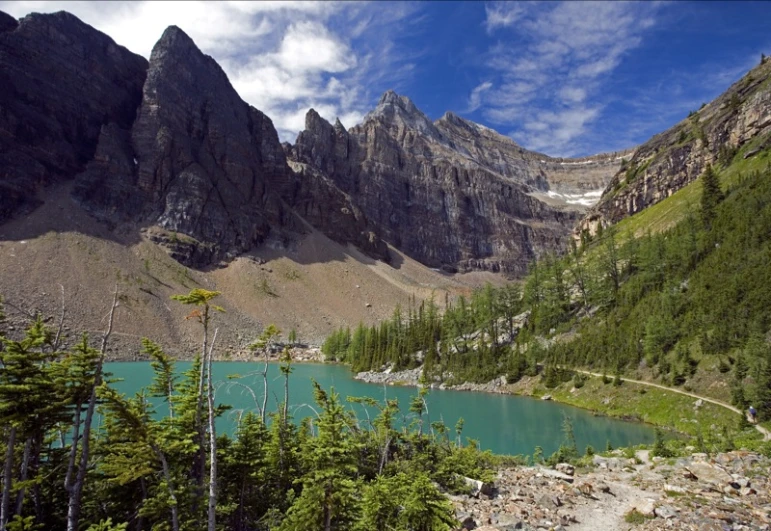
<box><xmin>105</xmin><ymin>361</ymin><xmax>654</xmax><ymax>456</ymax></box>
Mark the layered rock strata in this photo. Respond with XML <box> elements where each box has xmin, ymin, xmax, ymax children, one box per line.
<box><xmin>578</xmin><ymin>58</ymin><xmax>771</xmax><ymax>235</ymax></box>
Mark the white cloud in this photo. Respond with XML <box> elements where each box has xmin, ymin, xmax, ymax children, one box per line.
<box><xmin>484</xmin><ymin>1</ymin><xmax>525</xmax><ymax>33</ymax></box>
<box><xmin>467</xmin><ymin>81</ymin><xmax>492</xmax><ymax>112</ymax></box>
<box><xmin>558</xmin><ymin>86</ymin><xmax>587</xmax><ymax>104</ymax></box>
<box><xmin>476</xmin><ymin>0</ymin><xmax>661</xmax><ymax>156</ymax></box>
<box><xmin>274</xmin><ymin>21</ymin><xmax>355</xmax><ymax>74</ymax></box>
<box><xmin>0</xmin><ymin>0</ymin><xmax>417</xmax><ymax>142</ymax></box>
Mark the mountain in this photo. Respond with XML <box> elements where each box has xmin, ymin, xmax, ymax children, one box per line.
<box><xmin>0</xmin><ymin>10</ymin><xmax>147</xmax><ymax>221</ymax></box>
<box><xmin>1</xmin><ymin>12</ymin><xmax>388</xmax><ymax>270</ymax></box>
<box><xmin>1</xmin><ymin>10</ymin><xmax>624</xmax><ymax>279</ymax></box>
<box><xmin>289</xmin><ymin>92</ymin><xmax>627</xmax><ymax>275</ymax></box>
<box><xmin>577</xmin><ymin>57</ymin><xmax>771</xmax><ymax>236</ymax></box>
<box><xmin>0</xmin><ymin>8</ymin><xmax>635</xmax><ymax>351</ymax></box>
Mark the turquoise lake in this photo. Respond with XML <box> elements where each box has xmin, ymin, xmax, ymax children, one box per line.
<box><xmin>105</xmin><ymin>361</ymin><xmax>655</xmax><ymax>456</ymax></box>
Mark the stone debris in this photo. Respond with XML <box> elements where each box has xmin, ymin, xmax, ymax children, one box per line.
<box><xmin>449</xmin><ymin>451</ymin><xmax>770</xmax><ymax>531</ymax></box>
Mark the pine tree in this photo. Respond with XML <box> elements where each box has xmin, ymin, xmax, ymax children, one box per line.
<box><xmin>280</xmin><ymin>383</ymin><xmax>360</xmax><ymax>531</ymax></box>
<box><xmin>0</xmin><ymin>318</ymin><xmax>57</xmax><ymax>529</ymax></box>
<box><xmin>221</xmin><ymin>412</ymin><xmax>269</xmax><ymax>531</ymax></box>
<box><xmin>700</xmin><ymin>164</ymin><xmax>724</xmax><ymax>230</ymax></box>
<box><xmin>171</xmin><ymin>289</ymin><xmax>224</xmax><ymax>531</ymax></box>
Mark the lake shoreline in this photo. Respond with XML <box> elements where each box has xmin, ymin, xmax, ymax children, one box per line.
<box><xmin>106</xmin><ymin>355</ymin><xmax>739</xmax><ymax>439</ymax></box>
<box><xmin>351</xmin><ymin>365</ymin><xmax>742</xmax><ymax>438</ymax></box>
<box><xmin>105</xmin><ymin>359</ymin><xmax>656</xmax><ymax>455</ymax></box>
<box><xmin>352</xmin><ymin>366</ymin><xmax>652</xmax><ymax>426</ymax></box>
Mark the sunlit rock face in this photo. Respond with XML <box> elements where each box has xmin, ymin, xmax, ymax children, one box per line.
<box><xmin>577</xmin><ymin>59</ymin><xmax>771</xmax><ymax>237</ymax></box>
<box><xmin>291</xmin><ymin>94</ymin><xmax>625</xmax><ymax>275</ymax></box>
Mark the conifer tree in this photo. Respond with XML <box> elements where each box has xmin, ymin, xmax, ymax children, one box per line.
<box><xmin>700</xmin><ymin>164</ymin><xmax>724</xmax><ymax>230</ymax></box>
<box><xmin>280</xmin><ymin>383</ymin><xmax>360</xmax><ymax>531</ymax></box>
<box><xmin>0</xmin><ymin>318</ymin><xmax>56</xmax><ymax>529</ymax></box>
<box><xmin>171</xmin><ymin>288</ymin><xmax>224</xmax><ymax>531</ymax></box>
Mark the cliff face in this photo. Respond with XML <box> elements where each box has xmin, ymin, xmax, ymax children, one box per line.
<box><xmin>1</xmin><ymin>12</ymin><xmax>388</xmax><ymax>267</ymax></box>
<box><xmin>578</xmin><ymin>59</ymin><xmax>771</xmax><ymax>235</ymax></box>
<box><xmin>0</xmin><ymin>9</ymin><xmax>623</xmax><ymax>275</ymax></box>
<box><xmin>0</xmin><ymin>11</ymin><xmax>147</xmax><ymax>221</ymax></box>
<box><xmin>75</xmin><ymin>26</ymin><xmax>297</xmax><ymax>265</ymax></box>
<box><xmin>289</xmin><ymin>93</ymin><xmax>625</xmax><ymax>275</ymax></box>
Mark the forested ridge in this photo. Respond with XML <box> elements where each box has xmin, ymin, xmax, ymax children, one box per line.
<box><xmin>324</xmin><ymin>153</ymin><xmax>771</xmax><ymax>423</ymax></box>
<box><xmin>0</xmin><ymin>288</ymin><xmax>512</xmax><ymax>530</ymax></box>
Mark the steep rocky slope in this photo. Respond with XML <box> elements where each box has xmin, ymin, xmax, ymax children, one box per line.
<box><xmin>0</xmin><ymin>9</ymin><xmax>624</xmax><ymax>279</ymax></box>
<box><xmin>578</xmin><ymin>58</ymin><xmax>771</xmax><ymax>235</ymax></box>
<box><xmin>72</xmin><ymin>24</ymin><xmax>389</xmax><ymax>266</ymax></box>
<box><xmin>0</xmin><ymin>181</ymin><xmax>497</xmax><ymax>356</ymax></box>
<box><xmin>0</xmin><ymin>11</ymin><xmax>388</xmax><ymax>269</ymax></box>
<box><xmin>289</xmin><ymin>93</ymin><xmax>627</xmax><ymax>275</ymax></box>
<box><xmin>0</xmin><ymin>10</ymin><xmax>147</xmax><ymax>221</ymax></box>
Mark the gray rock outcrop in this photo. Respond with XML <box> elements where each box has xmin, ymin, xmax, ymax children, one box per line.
<box><xmin>577</xmin><ymin>58</ymin><xmax>771</xmax><ymax>236</ymax></box>
<box><xmin>290</xmin><ymin>93</ymin><xmax>626</xmax><ymax>275</ymax></box>
<box><xmin>0</xmin><ymin>10</ymin><xmax>147</xmax><ymax>222</ymax></box>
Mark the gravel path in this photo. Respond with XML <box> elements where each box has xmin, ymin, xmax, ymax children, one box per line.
<box><xmin>571</xmin><ymin>369</ymin><xmax>771</xmax><ymax>441</ymax></box>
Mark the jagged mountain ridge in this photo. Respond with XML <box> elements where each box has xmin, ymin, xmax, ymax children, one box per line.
<box><xmin>577</xmin><ymin>58</ymin><xmax>771</xmax><ymax>235</ymax></box>
<box><xmin>1</xmin><ymin>9</ymin><xmax>622</xmax><ymax>277</ymax></box>
<box><xmin>288</xmin><ymin>92</ymin><xmax>628</xmax><ymax>275</ymax></box>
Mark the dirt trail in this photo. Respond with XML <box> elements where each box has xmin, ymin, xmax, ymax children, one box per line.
<box><xmin>571</xmin><ymin>369</ymin><xmax>771</xmax><ymax>441</ymax></box>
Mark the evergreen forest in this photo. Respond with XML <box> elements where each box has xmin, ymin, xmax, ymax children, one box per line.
<box><xmin>0</xmin><ymin>289</ymin><xmax>509</xmax><ymax>530</ymax></box>
<box><xmin>323</xmin><ymin>161</ymin><xmax>771</xmax><ymax>423</ymax></box>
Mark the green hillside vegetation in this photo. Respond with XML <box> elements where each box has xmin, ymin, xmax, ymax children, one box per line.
<box><xmin>616</xmin><ymin>132</ymin><xmax>771</xmax><ymax>238</ymax></box>
<box><xmin>0</xmin><ymin>291</ymin><xmax>512</xmax><ymax>531</ymax></box>
<box><xmin>324</xmin><ymin>148</ymin><xmax>771</xmax><ymax>430</ymax></box>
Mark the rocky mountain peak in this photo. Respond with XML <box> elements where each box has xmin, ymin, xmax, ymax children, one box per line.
<box><xmin>363</xmin><ymin>89</ymin><xmax>445</xmax><ymax>145</ymax></box>
<box><xmin>0</xmin><ymin>10</ymin><xmax>18</xmax><ymax>32</ymax></box>
<box><xmin>305</xmin><ymin>108</ymin><xmax>331</xmax><ymax>133</ymax></box>
<box><xmin>436</xmin><ymin>111</ymin><xmax>520</xmax><ymax>147</ymax></box>
<box><xmin>377</xmin><ymin>89</ymin><xmax>419</xmax><ymax>113</ymax></box>
<box><xmin>148</xmin><ymin>24</ymin><xmax>228</xmax><ymax>83</ymax></box>
<box><xmin>151</xmin><ymin>25</ymin><xmax>198</xmax><ymax>63</ymax></box>
<box><xmin>437</xmin><ymin>111</ymin><xmax>466</xmax><ymax>126</ymax></box>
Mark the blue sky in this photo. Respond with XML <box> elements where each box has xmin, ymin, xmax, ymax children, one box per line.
<box><xmin>2</xmin><ymin>1</ymin><xmax>770</xmax><ymax>157</ymax></box>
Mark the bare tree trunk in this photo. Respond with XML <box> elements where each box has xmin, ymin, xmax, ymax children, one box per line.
<box><xmin>63</xmin><ymin>404</ymin><xmax>82</xmax><ymax>493</ymax></box>
<box><xmin>261</xmin><ymin>351</ymin><xmax>269</xmax><ymax>424</ymax></box>
<box><xmin>14</xmin><ymin>436</ymin><xmax>32</xmax><ymax>515</ymax></box>
<box><xmin>283</xmin><ymin>362</ymin><xmax>289</xmax><ymax>426</ymax></box>
<box><xmin>152</xmin><ymin>444</ymin><xmax>180</xmax><ymax>531</ymax></box>
<box><xmin>32</xmin><ymin>433</ymin><xmax>43</xmax><ymax>523</ymax></box>
<box><xmin>378</xmin><ymin>435</ymin><xmax>391</xmax><ymax>475</ymax></box>
<box><xmin>167</xmin><ymin>379</ymin><xmax>174</xmax><ymax>420</ymax></box>
<box><xmin>66</xmin><ymin>290</ymin><xmax>118</xmax><ymax>531</ymax></box>
<box><xmin>1</xmin><ymin>426</ymin><xmax>17</xmax><ymax>530</ymax></box>
<box><xmin>194</xmin><ymin>308</ymin><xmax>209</xmax><ymax>518</ymax></box>
<box><xmin>207</xmin><ymin>328</ymin><xmax>219</xmax><ymax>531</ymax></box>
<box><xmin>136</xmin><ymin>477</ymin><xmax>146</xmax><ymax>531</ymax></box>
<box><xmin>323</xmin><ymin>486</ymin><xmax>333</xmax><ymax>531</ymax></box>
<box><xmin>52</xmin><ymin>285</ymin><xmax>67</xmax><ymax>351</ymax></box>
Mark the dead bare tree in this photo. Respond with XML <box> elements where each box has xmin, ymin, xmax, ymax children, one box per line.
<box><xmin>66</xmin><ymin>288</ymin><xmax>119</xmax><ymax>531</ymax></box>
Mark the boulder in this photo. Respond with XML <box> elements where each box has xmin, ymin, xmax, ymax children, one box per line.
<box><xmin>686</xmin><ymin>462</ymin><xmax>734</xmax><ymax>487</ymax></box>
<box><xmin>655</xmin><ymin>505</ymin><xmax>678</xmax><ymax>519</ymax></box>
<box><xmin>460</xmin><ymin>476</ymin><xmax>495</xmax><ymax>499</ymax></box>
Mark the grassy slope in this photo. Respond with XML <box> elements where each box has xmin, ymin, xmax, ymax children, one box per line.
<box><xmin>616</xmin><ymin>136</ymin><xmax>771</xmax><ymax>239</ymax></box>
<box><xmin>505</xmin><ymin>146</ymin><xmax>771</xmax><ymax>439</ymax></box>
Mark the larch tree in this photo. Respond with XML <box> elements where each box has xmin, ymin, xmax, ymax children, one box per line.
<box><xmin>171</xmin><ymin>288</ymin><xmax>224</xmax><ymax>531</ymax></box>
